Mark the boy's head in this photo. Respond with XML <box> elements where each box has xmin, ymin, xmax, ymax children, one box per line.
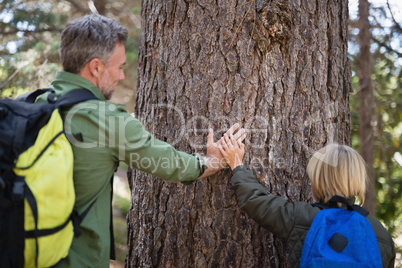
<box><xmin>307</xmin><ymin>144</ymin><xmax>367</xmax><ymax>205</ymax></box>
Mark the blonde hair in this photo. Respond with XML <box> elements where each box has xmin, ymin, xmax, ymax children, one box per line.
<box><xmin>306</xmin><ymin>144</ymin><xmax>368</xmax><ymax>205</ymax></box>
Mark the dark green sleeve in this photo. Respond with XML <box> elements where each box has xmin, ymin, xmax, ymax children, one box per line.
<box><xmin>117</xmin><ymin>110</ymin><xmax>206</xmax><ymax>184</ymax></box>
<box><xmin>94</xmin><ymin>103</ymin><xmax>207</xmax><ymax>185</ymax></box>
<box><xmin>231</xmin><ymin>166</ymin><xmax>296</xmax><ymax>240</ymax></box>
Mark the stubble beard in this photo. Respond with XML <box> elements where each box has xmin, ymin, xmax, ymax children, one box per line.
<box><xmin>99</xmin><ymin>78</ymin><xmax>114</xmax><ymax>100</ymax></box>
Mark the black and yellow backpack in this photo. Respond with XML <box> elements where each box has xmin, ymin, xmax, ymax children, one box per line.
<box><xmin>0</xmin><ymin>89</ymin><xmax>97</xmax><ymax>268</ymax></box>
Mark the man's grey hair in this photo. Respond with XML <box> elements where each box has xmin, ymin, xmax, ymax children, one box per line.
<box><xmin>60</xmin><ymin>14</ymin><xmax>128</xmax><ymax>74</ymax></box>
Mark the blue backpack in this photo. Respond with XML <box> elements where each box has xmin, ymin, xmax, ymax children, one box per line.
<box><xmin>300</xmin><ymin>195</ymin><xmax>382</xmax><ymax>268</ymax></box>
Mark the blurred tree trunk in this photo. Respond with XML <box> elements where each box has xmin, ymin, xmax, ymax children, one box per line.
<box><xmin>357</xmin><ymin>0</ymin><xmax>375</xmax><ymax>215</ymax></box>
<box><xmin>127</xmin><ymin>0</ymin><xmax>351</xmax><ymax>267</ymax></box>
<box><xmin>94</xmin><ymin>0</ymin><xmax>106</xmax><ymax>15</ymax></box>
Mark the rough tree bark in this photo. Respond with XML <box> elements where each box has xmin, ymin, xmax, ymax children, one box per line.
<box><xmin>127</xmin><ymin>0</ymin><xmax>352</xmax><ymax>267</ymax></box>
<box><xmin>357</xmin><ymin>0</ymin><xmax>375</xmax><ymax>215</ymax></box>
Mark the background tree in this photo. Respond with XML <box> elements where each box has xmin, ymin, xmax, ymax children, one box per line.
<box><xmin>0</xmin><ymin>0</ymin><xmax>139</xmax><ymax>112</ymax></box>
<box><xmin>349</xmin><ymin>0</ymin><xmax>402</xmax><ymax>235</ymax></box>
<box><xmin>127</xmin><ymin>0</ymin><xmax>351</xmax><ymax>267</ymax></box>
<box><xmin>357</xmin><ymin>0</ymin><xmax>376</xmax><ymax>214</ymax></box>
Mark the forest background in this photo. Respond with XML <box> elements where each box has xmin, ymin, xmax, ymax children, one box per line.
<box><xmin>0</xmin><ymin>0</ymin><xmax>401</xmax><ymax>267</ymax></box>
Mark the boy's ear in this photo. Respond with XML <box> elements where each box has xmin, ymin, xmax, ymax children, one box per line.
<box><xmin>87</xmin><ymin>58</ymin><xmax>105</xmax><ymax>78</ymax></box>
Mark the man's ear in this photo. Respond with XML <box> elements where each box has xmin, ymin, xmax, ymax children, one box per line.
<box><xmin>88</xmin><ymin>58</ymin><xmax>104</xmax><ymax>78</ymax></box>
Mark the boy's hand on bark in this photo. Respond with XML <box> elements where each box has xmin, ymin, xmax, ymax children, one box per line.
<box><xmin>219</xmin><ymin>132</ymin><xmax>246</xmax><ymax>170</ymax></box>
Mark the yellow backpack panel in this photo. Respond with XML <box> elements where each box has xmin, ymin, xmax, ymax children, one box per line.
<box><xmin>0</xmin><ymin>88</ymin><xmax>98</xmax><ymax>268</ymax></box>
<box><xmin>14</xmin><ymin>110</ymin><xmax>75</xmax><ymax>268</ymax></box>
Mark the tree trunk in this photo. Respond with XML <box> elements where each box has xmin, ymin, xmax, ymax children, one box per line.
<box><xmin>357</xmin><ymin>0</ymin><xmax>375</xmax><ymax>215</ymax></box>
<box><xmin>127</xmin><ymin>0</ymin><xmax>351</xmax><ymax>267</ymax></box>
<box><xmin>94</xmin><ymin>0</ymin><xmax>107</xmax><ymax>15</ymax></box>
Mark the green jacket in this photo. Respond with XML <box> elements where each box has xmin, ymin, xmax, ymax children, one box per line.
<box><xmin>39</xmin><ymin>72</ymin><xmax>206</xmax><ymax>267</ymax></box>
<box><xmin>231</xmin><ymin>166</ymin><xmax>396</xmax><ymax>268</ymax></box>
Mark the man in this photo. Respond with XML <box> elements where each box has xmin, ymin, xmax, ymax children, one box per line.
<box><xmin>39</xmin><ymin>14</ymin><xmax>243</xmax><ymax>267</ymax></box>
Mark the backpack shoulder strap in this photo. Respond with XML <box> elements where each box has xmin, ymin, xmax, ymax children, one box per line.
<box><xmin>15</xmin><ymin>88</ymin><xmax>54</xmax><ymax>103</ymax></box>
<box><xmin>16</xmin><ymin>88</ymin><xmax>98</xmax><ymax>106</ymax></box>
<box><xmin>350</xmin><ymin>204</ymin><xmax>369</xmax><ymax>216</ymax></box>
<box><xmin>54</xmin><ymin>89</ymin><xmax>99</xmax><ymax>108</ymax></box>
<box><xmin>312</xmin><ymin>195</ymin><xmax>369</xmax><ymax>217</ymax></box>
<box><xmin>312</xmin><ymin>203</ymin><xmax>330</xmax><ymax>210</ymax></box>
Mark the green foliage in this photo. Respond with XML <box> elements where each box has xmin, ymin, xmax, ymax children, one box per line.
<box><xmin>113</xmin><ymin>192</ymin><xmax>131</xmax><ymax>216</ymax></box>
<box><xmin>0</xmin><ymin>0</ymin><xmax>141</xmax><ymax>99</ymax></box>
<box><xmin>0</xmin><ymin>86</ymin><xmax>29</xmax><ymax>98</ymax></box>
<box><xmin>131</xmin><ymin>6</ymin><xmax>141</xmax><ymax>15</ymax></box>
<box><xmin>0</xmin><ymin>0</ymin><xmax>65</xmax><ymax>95</ymax></box>
<box><xmin>112</xmin><ymin>214</ymin><xmax>128</xmax><ymax>264</ymax></box>
<box><xmin>112</xmin><ymin>168</ymin><xmax>131</xmax><ymax>264</ymax></box>
<box><xmin>126</xmin><ymin>29</ymin><xmax>141</xmax><ymax>62</ymax></box>
<box><xmin>349</xmin><ymin>1</ymin><xmax>402</xmax><ymax>234</ymax></box>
